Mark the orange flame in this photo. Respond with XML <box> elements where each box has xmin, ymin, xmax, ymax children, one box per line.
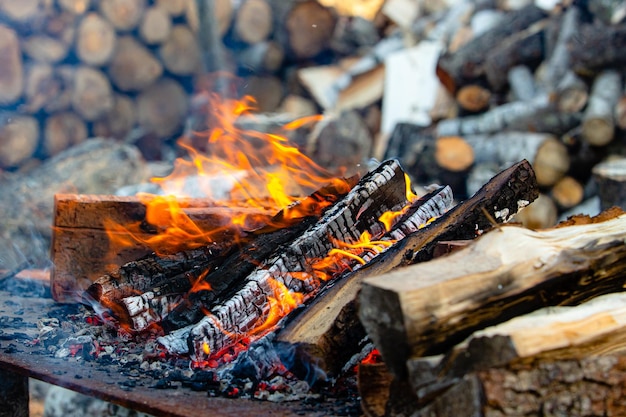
<box><xmin>105</xmin><ymin>92</ymin><xmax>350</xmax><ymax>256</ymax></box>
<box><xmin>253</xmin><ymin>279</ymin><xmax>304</xmax><ymax>336</ymax></box>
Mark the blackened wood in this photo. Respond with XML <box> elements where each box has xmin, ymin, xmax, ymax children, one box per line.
<box><xmin>182</xmin><ymin>161</ymin><xmax>414</xmax><ymax>361</ymax></box>
<box><xmin>436</xmin><ymin>5</ymin><xmax>546</xmax><ymax>92</ymax></box>
<box><xmin>483</xmin><ymin>20</ymin><xmax>545</xmax><ymax>92</ymax></box>
<box><xmin>570</xmin><ymin>22</ymin><xmax>626</xmax><ymax>75</ymax></box>
<box><xmin>360</xmin><ymin>211</ymin><xmax>626</xmax><ymax>378</ymax></box>
<box><xmin>593</xmin><ymin>157</ymin><xmax>626</xmax><ymax>211</ymax></box>
<box><xmin>0</xmin><ymin>369</ymin><xmax>28</xmax><ymax>417</ymax></box>
<box><xmin>160</xmin><ymin>175</ymin><xmax>359</xmax><ymax>332</ymax></box>
<box><xmin>275</xmin><ymin>186</ymin><xmax>454</xmax><ymax>377</ymax></box>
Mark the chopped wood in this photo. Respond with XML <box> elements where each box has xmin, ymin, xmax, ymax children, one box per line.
<box><xmin>98</xmin><ymin>0</ymin><xmax>146</xmax><ymax>31</ymax></box>
<box><xmin>58</xmin><ymin>0</ymin><xmax>90</xmax><ymax>14</ymax></box>
<box><xmin>550</xmin><ymin>175</ymin><xmax>584</xmax><ymax>210</ymax></box>
<box><xmin>592</xmin><ymin>157</ymin><xmax>626</xmax><ymax>212</ymax></box>
<box><xmin>511</xmin><ymin>192</ymin><xmax>558</xmax><ymax>229</ymax></box>
<box><xmin>570</xmin><ymin>22</ymin><xmax>626</xmax><ymax>75</ymax></box>
<box><xmin>53</xmin><ymin>194</ymin><xmax>273</xmax><ymax>303</ymax></box>
<box><xmin>0</xmin><ymin>115</ymin><xmax>39</xmax><ymax>169</ymax></box>
<box><xmin>555</xmin><ymin>70</ymin><xmax>589</xmax><ymax>113</ymax></box>
<box><xmin>483</xmin><ymin>19</ymin><xmax>546</xmax><ymax>92</ymax></box>
<box><xmin>285</xmin><ymin>0</ymin><xmax>336</xmax><ymax>59</ymax></box>
<box><xmin>436</xmin><ymin>4</ymin><xmax>546</xmax><ymax>92</ymax></box>
<box><xmin>0</xmin><ymin>0</ymin><xmax>40</xmax><ymax>22</ymax></box>
<box><xmin>582</xmin><ymin>69</ymin><xmax>621</xmax><ymax>147</ymax></box>
<box><xmin>92</xmin><ymin>93</ymin><xmax>136</xmax><ymax>140</ymax></box>
<box><xmin>155</xmin><ymin>0</ymin><xmax>187</xmax><ymax>17</ymax></box>
<box><xmin>435</xmin><ymin>136</ymin><xmax>474</xmax><ymax>172</ymax></box>
<box><xmin>234</xmin><ymin>0</ymin><xmax>273</xmax><ymax>44</ymax></box>
<box><xmin>306</xmin><ymin>110</ymin><xmax>372</xmax><ymax>172</ymax></box>
<box><xmin>381</xmin><ymin>0</ymin><xmax>421</xmax><ymax>30</ymax></box>
<box><xmin>43</xmin><ymin>111</ymin><xmax>88</xmax><ymax>157</ymax></box>
<box><xmin>536</xmin><ymin>5</ymin><xmax>579</xmax><ymax>91</ymax></box>
<box><xmin>139</xmin><ymin>6</ymin><xmax>172</xmax><ymax>45</ymax></box>
<box><xmin>358</xmin><ymin>363</ymin><xmax>393</xmax><ymax>417</ymax></box>
<box><xmin>22</xmin><ymin>35</ymin><xmax>70</xmax><ymax>64</ymax></box>
<box><xmin>360</xmin><ymin>210</ymin><xmax>626</xmax><ymax>377</ymax></box>
<box><xmin>108</xmin><ymin>36</ymin><xmax>163</xmax><ymax>92</ymax></box>
<box><xmin>23</xmin><ymin>64</ymin><xmax>60</xmax><ymax>113</ymax></box>
<box><xmin>240</xmin><ymin>75</ymin><xmax>283</xmax><ymax>113</ymax></box>
<box><xmin>159</xmin><ymin>25</ymin><xmax>202</xmax><ymax>76</ymax></box>
<box><xmin>504</xmin><ymin>108</ymin><xmax>582</xmax><ymax>136</ymax></box>
<box><xmin>238</xmin><ymin>41</ymin><xmax>284</xmax><ymax>74</ymax></box>
<box><xmin>136</xmin><ymin>78</ymin><xmax>188</xmax><ymax>139</ymax></box>
<box><xmin>0</xmin><ymin>24</ymin><xmax>23</xmax><ymax>104</ymax></box>
<box><xmin>435</xmin><ymin>95</ymin><xmax>550</xmax><ymax>137</ymax></box>
<box><xmin>118</xmin><ymin>292</ymin><xmax>185</xmax><ymax>332</ymax></box>
<box><xmin>507</xmin><ymin>65</ymin><xmax>537</xmax><ymax>101</ymax></box>
<box><xmin>455</xmin><ymin>85</ymin><xmax>491</xmax><ymax>112</ymax></box>
<box><xmin>76</xmin><ymin>12</ymin><xmax>117</xmax><ymax>66</ymax></box>
<box><xmin>381</xmin><ymin>41</ymin><xmax>443</xmax><ymax>134</ymax></box>
<box><xmin>275</xmin><ymin>186</ymin><xmax>454</xmax><ymax>376</ymax></box>
<box><xmin>71</xmin><ymin>66</ymin><xmax>114</xmax><ymax>121</ymax></box>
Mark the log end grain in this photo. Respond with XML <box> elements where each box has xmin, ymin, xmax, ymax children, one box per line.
<box><xmin>0</xmin><ymin>24</ymin><xmax>23</xmax><ymax>104</ymax></box>
<box><xmin>159</xmin><ymin>25</ymin><xmax>202</xmax><ymax>76</ymax></box>
<box><xmin>98</xmin><ymin>0</ymin><xmax>146</xmax><ymax>31</ymax></box>
<box><xmin>235</xmin><ymin>0</ymin><xmax>273</xmax><ymax>44</ymax></box>
<box><xmin>286</xmin><ymin>1</ymin><xmax>336</xmax><ymax>59</ymax></box>
<box><xmin>72</xmin><ymin>66</ymin><xmax>114</xmax><ymax>121</ymax></box>
<box><xmin>435</xmin><ymin>136</ymin><xmax>474</xmax><ymax>172</ymax></box>
<box><xmin>0</xmin><ymin>115</ymin><xmax>39</xmax><ymax>168</ymax></box>
<box><xmin>136</xmin><ymin>78</ymin><xmax>188</xmax><ymax>139</ymax></box>
<box><xmin>533</xmin><ymin>137</ymin><xmax>570</xmax><ymax>187</ymax></box>
<box><xmin>456</xmin><ymin>85</ymin><xmax>491</xmax><ymax>112</ymax></box>
<box><xmin>108</xmin><ymin>36</ymin><xmax>163</xmax><ymax>92</ymax></box>
<box><xmin>77</xmin><ymin>12</ymin><xmax>117</xmax><ymax>66</ymax></box>
<box><xmin>139</xmin><ymin>6</ymin><xmax>172</xmax><ymax>45</ymax></box>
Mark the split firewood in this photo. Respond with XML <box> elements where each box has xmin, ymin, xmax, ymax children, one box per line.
<box><xmin>360</xmin><ymin>210</ymin><xmax>626</xmax><ymax>377</ymax></box>
<box><xmin>462</xmin><ymin>131</ymin><xmax>570</xmax><ymax>187</ymax></box>
<box><xmin>55</xmin><ymin>194</ymin><xmax>273</xmax><ymax>303</ymax></box>
<box><xmin>108</xmin><ymin>36</ymin><xmax>163</xmax><ymax>92</ymax></box>
<box><xmin>284</xmin><ymin>0</ymin><xmax>336</xmax><ymax>59</ymax></box>
<box><xmin>0</xmin><ymin>24</ymin><xmax>23</xmax><ymax>104</ymax></box>
<box><xmin>306</xmin><ymin>110</ymin><xmax>373</xmax><ymax>172</ymax></box>
<box><xmin>76</xmin><ymin>12</ymin><xmax>117</xmax><ymax>66</ymax></box>
<box><xmin>22</xmin><ymin>35</ymin><xmax>70</xmax><ymax>64</ymax></box>
<box><xmin>358</xmin><ymin>362</ymin><xmax>393</xmax><ymax>417</ymax></box>
<box><xmin>504</xmin><ymin>108</ymin><xmax>582</xmax><ymax>136</ymax></box>
<box><xmin>158</xmin><ymin>161</ymin><xmax>416</xmax><ymax>357</ymax></box>
<box><xmin>582</xmin><ymin>69</ymin><xmax>621</xmax><ymax>147</ymax></box>
<box><xmin>555</xmin><ymin>70</ymin><xmax>589</xmax><ymax>113</ymax></box>
<box><xmin>436</xmin><ymin>4</ymin><xmax>546</xmax><ymax>92</ymax></box>
<box><xmin>483</xmin><ymin>19</ymin><xmax>546</xmax><ymax>92</ymax></box>
<box><xmin>234</xmin><ymin>0</ymin><xmax>273</xmax><ymax>44</ymax></box>
<box><xmin>0</xmin><ymin>0</ymin><xmax>41</xmax><ymax>23</ymax></box>
<box><xmin>511</xmin><ymin>192</ymin><xmax>558</xmax><ymax>229</ymax></box>
<box><xmin>570</xmin><ymin>22</ymin><xmax>626</xmax><ymax>75</ymax></box>
<box><xmin>0</xmin><ymin>115</ymin><xmax>39</xmax><ymax>169</ymax></box>
<box><xmin>550</xmin><ymin>175</ymin><xmax>585</xmax><ymax>210</ymax></box>
<box><xmin>159</xmin><ymin>25</ymin><xmax>202</xmax><ymax>76</ymax></box>
<box><xmin>98</xmin><ymin>0</ymin><xmax>146</xmax><ymax>31</ymax></box>
<box><xmin>277</xmin><ymin>161</ymin><xmax>538</xmax><ymax>375</ymax></box>
<box><xmin>92</xmin><ymin>94</ymin><xmax>136</xmax><ymax>141</ymax></box>
<box><xmin>435</xmin><ymin>94</ymin><xmax>550</xmax><ymax>137</ymax></box>
<box><xmin>455</xmin><ymin>85</ymin><xmax>491</xmax><ymax>113</ymax></box>
<box><xmin>136</xmin><ymin>78</ymin><xmax>188</xmax><ymax>139</ymax></box>
<box><xmin>43</xmin><ymin>112</ymin><xmax>88</xmax><ymax>157</ymax></box>
<box><xmin>237</xmin><ymin>41</ymin><xmax>285</xmax><ymax>74</ymax></box>
<box><xmin>71</xmin><ymin>66</ymin><xmax>114</xmax><ymax>121</ymax></box>
<box><xmin>507</xmin><ymin>65</ymin><xmax>537</xmax><ymax>101</ymax></box>
<box><xmin>592</xmin><ymin>157</ymin><xmax>626</xmax><ymax>211</ymax></box>
<box><xmin>58</xmin><ymin>0</ymin><xmax>90</xmax><ymax>14</ymax></box>
<box><xmin>536</xmin><ymin>5</ymin><xmax>580</xmax><ymax>91</ymax></box>
<box><xmin>276</xmin><ymin>185</ymin><xmax>454</xmax><ymax>376</ymax></box>
<box><xmin>139</xmin><ymin>6</ymin><xmax>172</xmax><ymax>45</ymax></box>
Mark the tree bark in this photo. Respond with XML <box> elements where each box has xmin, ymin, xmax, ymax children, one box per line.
<box><xmin>360</xmin><ymin>211</ymin><xmax>626</xmax><ymax>377</ymax></box>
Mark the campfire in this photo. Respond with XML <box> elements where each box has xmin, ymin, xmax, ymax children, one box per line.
<box><xmin>4</xmin><ymin>1</ymin><xmax>626</xmax><ymax>416</ymax></box>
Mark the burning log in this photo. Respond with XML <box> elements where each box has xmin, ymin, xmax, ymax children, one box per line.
<box><xmin>53</xmin><ymin>193</ymin><xmax>274</xmax><ymax>302</ymax></box>
<box><xmin>359</xmin><ymin>208</ymin><xmax>626</xmax><ymax>377</ymax></box>
<box><xmin>156</xmin><ymin>160</ymin><xmax>453</xmax><ymax>362</ymax></box>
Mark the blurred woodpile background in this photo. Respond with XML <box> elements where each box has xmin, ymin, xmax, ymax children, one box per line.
<box><xmin>2</xmin><ymin>0</ymin><xmax>626</xmax><ymax>231</ymax></box>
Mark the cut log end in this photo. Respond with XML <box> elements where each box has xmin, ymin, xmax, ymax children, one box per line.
<box><xmin>435</xmin><ymin>136</ymin><xmax>474</xmax><ymax>172</ymax></box>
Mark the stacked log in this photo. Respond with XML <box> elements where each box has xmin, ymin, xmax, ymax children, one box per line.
<box><xmin>358</xmin><ymin>208</ymin><xmax>626</xmax><ymax>417</ymax></box>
